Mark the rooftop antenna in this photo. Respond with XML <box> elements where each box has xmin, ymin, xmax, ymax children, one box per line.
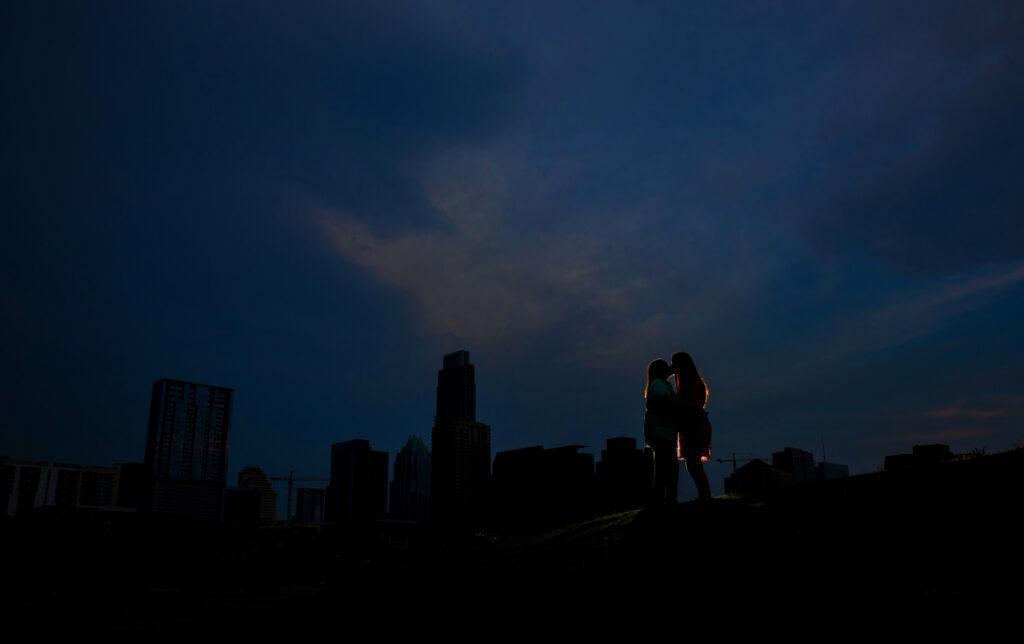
<box><xmin>821</xmin><ymin>436</ymin><xmax>827</xmax><ymax>464</ymax></box>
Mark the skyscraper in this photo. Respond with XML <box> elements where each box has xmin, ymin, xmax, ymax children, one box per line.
<box><xmin>325</xmin><ymin>439</ymin><xmax>388</xmax><ymax>530</ymax></box>
<box><xmin>389</xmin><ymin>435</ymin><xmax>431</xmax><ymax>524</ymax></box>
<box><xmin>143</xmin><ymin>378</ymin><xmax>233</xmax><ymax>521</ymax></box>
<box><xmin>431</xmin><ymin>350</ymin><xmax>491</xmax><ymax>535</ymax></box>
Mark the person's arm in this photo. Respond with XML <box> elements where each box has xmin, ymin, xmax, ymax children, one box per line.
<box><xmin>647</xmin><ymin>392</ymin><xmax>685</xmax><ymax>414</ymax></box>
<box><xmin>676</xmin><ymin>376</ymin><xmax>704</xmax><ymax>411</ymax></box>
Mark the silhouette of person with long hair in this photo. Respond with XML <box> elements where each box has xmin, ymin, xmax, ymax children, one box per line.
<box><xmin>644</xmin><ymin>359</ymin><xmax>680</xmax><ymax>507</ymax></box>
<box><xmin>671</xmin><ymin>351</ymin><xmax>712</xmax><ymax>501</ymax></box>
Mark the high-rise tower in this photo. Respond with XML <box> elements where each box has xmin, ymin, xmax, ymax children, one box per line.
<box><xmin>430</xmin><ymin>350</ymin><xmax>490</xmax><ymax>536</ymax></box>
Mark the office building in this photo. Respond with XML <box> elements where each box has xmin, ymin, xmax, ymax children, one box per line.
<box><xmin>295</xmin><ymin>487</ymin><xmax>326</xmax><ymax>524</ymax></box>
<box><xmin>492</xmin><ymin>444</ymin><xmax>594</xmax><ymax>530</ymax></box>
<box><xmin>389</xmin><ymin>435</ymin><xmax>431</xmax><ymax>524</ymax></box>
<box><xmin>885</xmin><ymin>444</ymin><xmax>955</xmax><ymax>472</ymax></box>
<box><xmin>238</xmin><ymin>466</ymin><xmax>277</xmax><ymax>526</ymax></box>
<box><xmin>772</xmin><ymin>447</ymin><xmax>816</xmax><ymax>484</ymax></box>
<box><xmin>491</xmin><ymin>445</ymin><xmax>544</xmax><ymax>528</ymax></box>
<box><xmin>1</xmin><ymin>459</ymin><xmax>127</xmax><ymax>516</ymax></box>
<box><xmin>816</xmin><ymin>461</ymin><xmax>850</xmax><ymax>481</ymax></box>
<box><xmin>724</xmin><ymin>459</ymin><xmax>796</xmax><ymax>496</ymax></box>
<box><xmin>2</xmin><ymin>460</ymin><xmax>46</xmax><ymax>517</ymax></box>
<box><xmin>325</xmin><ymin>439</ymin><xmax>388</xmax><ymax>530</ymax></box>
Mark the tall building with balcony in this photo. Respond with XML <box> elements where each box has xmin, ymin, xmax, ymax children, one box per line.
<box><xmin>143</xmin><ymin>378</ymin><xmax>233</xmax><ymax>521</ymax></box>
<box><xmin>430</xmin><ymin>350</ymin><xmax>491</xmax><ymax>535</ymax></box>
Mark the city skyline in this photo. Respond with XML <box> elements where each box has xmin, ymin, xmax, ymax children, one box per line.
<box><xmin>4</xmin><ymin>1</ymin><xmax>1023</xmax><ymax>505</ymax></box>
<box><xmin>5</xmin><ymin>355</ymin><xmax>860</xmax><ymax>523</ymax></box>
<box><xmin>0</xmin><ymin>357</ymin><xmax>925</xmax><ymax>514</ymax></box>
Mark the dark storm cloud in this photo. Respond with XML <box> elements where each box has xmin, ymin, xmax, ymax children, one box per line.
<box><xmin>2</xmin><ymin>1</ymin><xmax>523</xmax><ymax>231</ymax></box>
<box><xmin>800</xmin><ymin>1</ymin><xmax>1024</xmax><ymax>272</ymax></box>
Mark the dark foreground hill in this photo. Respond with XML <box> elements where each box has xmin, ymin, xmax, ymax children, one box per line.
<box><xmin>402</xmin><ymin>446</ymin><xmax>1024</xmax><ymax>620</ymax></box>
<box><xmin>4</xmin><ymin>447</ymin><xmax>1023</xmax><ymax>631</ymax></box>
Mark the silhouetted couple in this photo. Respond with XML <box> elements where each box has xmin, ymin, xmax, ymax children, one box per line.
<box><xmin>644</xmin><ymin>352</ymin><xmax>712</xmax><ymax>506</ymax></box>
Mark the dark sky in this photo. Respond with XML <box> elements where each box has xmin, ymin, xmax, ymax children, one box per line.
<box><xmin>4</xmin><ymin>1</ymin><xmax>1023</xmax><ymax>498</ymax></box>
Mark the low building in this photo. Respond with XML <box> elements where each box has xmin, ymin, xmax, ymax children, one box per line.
<box><xmin>238</xmin><ymin>466</ymin><xmax>277</xmax><ymax>527</ymax></box>
<box><xmin>885</xmin><ymin>444</ymin><xmax>955</xmax><ymax>472</ymax></box>
<box><xmin>724</xmin><ymin>459</ymin><xmax>796</xmax><ymax>497</ymax></box>
<box><xmin>912</xmin><ymin>444</ymin><xmax>953</xmax><ymax>465</ymax></box>
<box><xmin>2</xmin><ymin>459</ymin><xmax>132</xmax><ymax>517</ymax></box>
<box><xmin>115</xmin><ymin>462</ymin><xmax>146</xmax><ymax>509</ymax></box>
<box><xmin>491</xmin><ymin>444</ymin><xmax>594</xmax><ymax>530</ymax></box>
<box><xmin>772</xmin><ymin>447</ymin><xmax>816</xmax><ymax>484</ymax></box>
<box><xmin>596</xmin><ymin>437</ymin><xmax>651</xmax><ymax>512</ymax></box>
<box><xmin>816</xmin><ymin>461</ymin><xmax>850</xmax><ymax>481</ymax></box>
<box><xmin>295</xmin><ymin>487</ymin><xmax>326</xmax><ymax>524</ymax></box>
<box><xmin>223</xmin><ymin>487</ymin><xmax>261</xmax><ymax>529</ymax></box>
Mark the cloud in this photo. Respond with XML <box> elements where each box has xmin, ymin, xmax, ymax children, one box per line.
<box><xmin>867</xmin><ymin>395</ymin><xmax>1024</xmax><ymax>446</ymax></box>
<box><xmin>318</xmin><ymin>127</ymin><xmax>789</xmax><ymax>373</ymax></box>
<box><xmin>920</xmin><ymin>406</ymin><xmax>1013</xmax><ymax>421</ymax></box>
<box><xmin>319</xmin><ymin>185</ymin><xmax>652</xmax><ymax>353</ymax></box>
<box><xmin>885</xmin><ymin>427</ymin><xmax>998</xmax><ymax>444</ymax></box>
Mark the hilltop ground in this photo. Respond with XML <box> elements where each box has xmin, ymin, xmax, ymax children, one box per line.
<box><xmin>4</xmin><ymin>447</ymin><xmax>1022</xmax><ymax>631</ymax></box>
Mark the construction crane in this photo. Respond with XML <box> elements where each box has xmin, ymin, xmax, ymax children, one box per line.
<box><xmin>269</xmin><ymin>470</ymin><xmax>329</xmax><ymax>521</ymax></box>
<box><xmin>715</xmin><ymin>452</ymin><xmax>767</xmax><ymax>473</ymax></box>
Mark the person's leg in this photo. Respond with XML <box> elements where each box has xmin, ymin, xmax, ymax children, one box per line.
<box><xmin>685</xmin><ymin>452</ymin><xmax>711</xmax><ymax>501</ymax></box>
<box><xmin>652</xmin><ymin>437</ymin><xmax>673</xmax><ymax>507</ymax></box>
<box><xmin>643</xmin><ymin>445</ymin><xmax>659</xmax><ymax>508</ymax></box>
<box><xmin>666</xmin><ymin>443</ymin><xmax>679</xmax><ymax>505</ymax></box>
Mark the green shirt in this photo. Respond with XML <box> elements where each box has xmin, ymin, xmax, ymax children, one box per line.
<box><xmin>644</xmin><ymin>378</ymin><xmax>677</xmax><ymax>445</ymax></box>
